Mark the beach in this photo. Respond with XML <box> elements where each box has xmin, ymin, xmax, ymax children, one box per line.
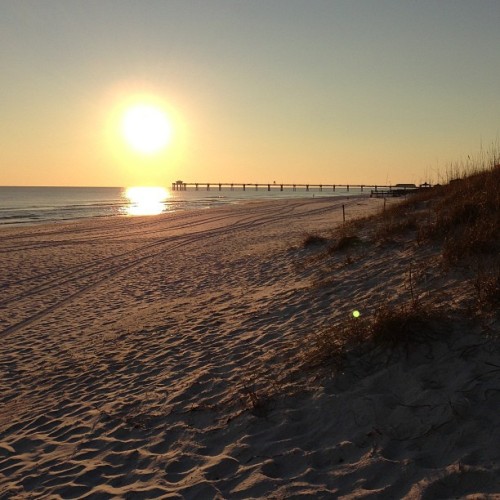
<box><xmin>1</xmin><ymin>196</ymin><xmax>499</xmax><ymax>499</ymax></box>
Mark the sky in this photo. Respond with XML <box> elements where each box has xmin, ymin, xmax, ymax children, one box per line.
<box><xmin>1</xmin><ymin>0</ymin><xmax>499</xmax><ymax>187</ymax></box>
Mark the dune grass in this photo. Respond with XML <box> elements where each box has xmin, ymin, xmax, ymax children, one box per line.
<box><xmin>301</xmin><ymin>302</ymin><xmax>447</xmax><ymax>371</ymax></box>
<box><xmin>382</xmin><ymin>159</ymin><xmax>499</xmax><ymax>265</ymax></box>
<box><xmin>300</xmin><ymin>149</ymin><xmax>499</xmax><ymax>370</ymax></box>
<box><xmin>344</xmin><ymin>155</ymin><xmax>499</xmax><ymax>271</ymax></box>
<box><xmin>302</xmin><ymin>234</ymin><xmax>329</xmax><ymax>248</ymax></box>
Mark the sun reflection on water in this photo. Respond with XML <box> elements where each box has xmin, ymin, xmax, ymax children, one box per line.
<box><xmin>124</xmin><ymin>186</ymin><xmax>170</xmax><ymax>216</ymax></box>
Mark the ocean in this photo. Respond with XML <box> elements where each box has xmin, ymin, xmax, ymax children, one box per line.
<box><xmin>0</xmin><ymin>185</ymin><xmax>363</xmax><ymax>226</ymax></box>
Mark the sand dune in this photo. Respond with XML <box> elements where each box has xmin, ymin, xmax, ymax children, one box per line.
<box><xmin>1</xmin><ymin>197</ymin><xmax>498</xmax><ymax>499</ymax></box>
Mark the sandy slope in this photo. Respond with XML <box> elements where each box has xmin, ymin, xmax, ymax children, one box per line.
<box><xmin>0</xmin><ymin>197</ymin><xmax>498</xmax><ymax>499</ymax></box>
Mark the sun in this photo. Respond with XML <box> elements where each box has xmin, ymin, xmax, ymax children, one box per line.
<box><xmin>122</xmin><ymin>104</ymin><xmax>173</xmax><ymax>154</ymax></box>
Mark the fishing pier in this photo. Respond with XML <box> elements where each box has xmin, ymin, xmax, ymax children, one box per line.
<box><xmin>171</xmin><ymin>181</ymin><xmax>425</xmax><ymax>196</ymax></box>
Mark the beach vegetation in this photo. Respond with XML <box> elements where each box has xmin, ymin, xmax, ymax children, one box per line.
<box><xmin>327</xmin><ymin>221</ymin><xmax>364</xmax><ymax>250</ymax></box>
<box><xmin>329</xmin><ymin>234</ymin><xmax>363</xmax><ymax>252</ymax></box>
<box><xmin>379</xmin><ymin>156</ymin><xmax>499</xmax><ymax>267</ymax></box>
<box><xmin>472</xmin><ymin>263</ymin><xmax>500</xmax><ymax>312</ymax></box>
<box><xmin>300</xmin><ymin>316</ymin><xmax>370</xmax><ymax>370</ymax></box>
<box><xmin>302</xmin><ymin>234</ymin><xmax>329</xmax><ymax>248</ymax></box>
<box><xmin>299</xmin><ymin>146</ymin><xmax>499</xmax><ymax>375</ymax></box>
<box><xmin>369</xmin><ymin>302</ymin><xmax>443</xmax><ymax>349</ymax></box>
<box><xmin>301</xmin><ymin>301</ymin><xmax>445</xmax><ymax>371</ymax></box>
<box><xmin>375</xmin><ymin>212</ymin><xmax>419</xmax><ymax>242</ymax></box>
<box><xmin>238</xmin><ymin>381</ymin><xmax>271</xmax><ymax>417</ymax></box>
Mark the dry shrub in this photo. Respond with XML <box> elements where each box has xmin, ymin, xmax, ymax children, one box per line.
<box><xmin>372</xmin><ymin>163</ymin><xmax>499</xmax><ymax>266</ymax></box>
<box><xmin>370</xmin><ymin>303</ymin><xmax>441</xmax><ymax>349</ymax></box>
<box><xmin>302</xmin><ymin>234</ymin><xmax>328</xmax><ymax>248</ymax></box>
<box><xmin>428</xmin><ymin>165</ymin><xmax>499</xmax><ymax>264</ymax></box>
<box><xmin>297</xmin><ymin>150</ymin><xmax>499</xmax><ymax>378</ymax></box>
<box><xmin>239</xmin><ymin>383</ymin><xmax>271</xmax><ymax>417</ymax></box>
<box><xmin>330</xmin><ymin>234</ymin><xmax>363</xmax><ymax>252</ymax></box>
<box><xmin>482</xmin><ymin>274</ymin><xmax>500</xmax><ymax>309</ymax></box>
<box><xmin>375</xmin><ymin>214</ymin><xmax>419</xmax><ymax>241</ymax></box>
<box><xmin>442</xmin><ymin>222</ymin><xmax>497</xmax><ymax>265</ymax></box>
<box><xmin>360</xmin><ymin>152</ymin><xmax>499</xmax><ymax>265</ymax></box>
<box><xmin>301</xmin><ymin>302</ymin><xmax>446</xmax><ymax>370</ymax></box>
<box><xmin>473</xmin><ymin>265</ymin><xmax>500</xmax><ymax>311</ymax></box>
<box><xmin>327</xmin><ymin>222</ymin><xmax>365</xmax><ymax>251</ymax></box>
<box><xmin>301</xmin><ymin>317</ymin><xmax>369</xmax><ymax>369</ymax></box>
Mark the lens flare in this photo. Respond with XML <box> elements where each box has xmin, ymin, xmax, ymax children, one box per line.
<box><xmin>352</xmin><ymin>310</ymin><xmax>361</xmax><ymax>318</ymax></box>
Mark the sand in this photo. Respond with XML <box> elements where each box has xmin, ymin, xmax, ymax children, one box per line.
<box><xmin>0</xmin><ymin>196</ymin><xmax>499</xmax><ymax>499</ymax></box>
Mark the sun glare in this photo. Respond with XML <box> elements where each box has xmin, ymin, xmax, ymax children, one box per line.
<box><xmin>122</xmin><ymin>105</ymin><xmax>173</xmax><ymax>154</ymax></box>
<box><xmin>125</xmin><ymin>186</ymin><xmax>170</xmax><ymax>216</ymax></box>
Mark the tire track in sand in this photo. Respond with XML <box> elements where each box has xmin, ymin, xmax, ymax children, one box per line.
<box><xmin>0</xmin><ymin>201</ymin><xmax>302</xmax><ymax>337</ymax></box>
<box><xmin>0</xmin><ymin>211</ymin><xmax>248</xmax><ymax>302</ymax></box>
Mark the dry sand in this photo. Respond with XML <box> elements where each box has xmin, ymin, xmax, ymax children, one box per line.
<box><xmin>0</xmin><ymin>197</ymin><xmax>499</xmax><ymax>499</ymax></box>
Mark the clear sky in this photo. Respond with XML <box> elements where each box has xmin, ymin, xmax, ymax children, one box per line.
<box><xmin>1</xmin><ymin>0</ymin><xmax>499</xmax><ymax>187</ymax></box>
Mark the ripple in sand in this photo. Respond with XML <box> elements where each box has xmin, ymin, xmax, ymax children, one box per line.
<box><xmin>203</xmin><ymin>456</ymin><xmax>240</xmax><ymax>481</ymax></box>
<box><xmin>164</xmin><ymin>454</ymin><xmax>200</xmax><ymax>482</ymax></box>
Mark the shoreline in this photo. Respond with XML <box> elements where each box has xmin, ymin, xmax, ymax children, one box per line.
<box><xmin>0</xmin><ymin>185</ymin><xmax>369</xmax><ymax>229</ymax></box>
<box><xmin>1</xmin><ymin>196</ymin><xmax>498</xmax><ymax>498</ymax></box>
